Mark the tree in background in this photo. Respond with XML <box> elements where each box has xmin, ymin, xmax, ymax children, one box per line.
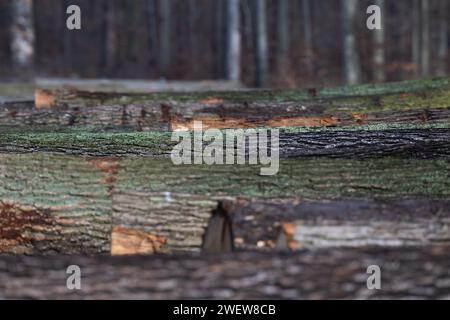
<box><xmin>146</xmin><ymin>0</ymin><xmax>157</xmax><ymax>70</ymax></box>
<box><xmin>275</xmin><ymin>0</ymin><xmax>289</xmax><ymax>74</ymax></box>
<box><xmin>224</xmin><ymin>0</ymin><xmax>241</xmax><ymax>82</ymax></box>
<box><xmin>411</xmin><ymin>0</ymin><xmax>421</xmax><ymax>77</ymax></box>
<box><xmin>9</xmin><ymin>0</ymin><xmax>35</xmax><ymax>76</ymax></box>
<box><xmin>159</xmin><ymin>0</ymin><xmax>171</xmax><ymax>77</ymax></box>
<box><xmin>253</xmin><ymin>0</ymin><xmax>268</xmax><ymax>87</ymax></box>
<box><xmin>341</xmin><ymin>0</ymin><xmax>361</xmax><ymax>85</ymax></box>
<box><xmin>101</xmin><ymin>1</ymin><xmax>117</xmax><ymax>74</ymax></box>
<box><xmin>420</xmin><ymin>0</ymin><xmax>430</xmax><ymax>77</ymax></box>
<box><xmin>372</xmin><ymin>0</ymin><xmax>385</xmax><ymax>82</ymax></box>
<box><xmin>2</xmin><ymin>0</ymin><xmax>449</xmax><ymax>86</ymax></box>
<box><xmin>301</xmin><ymin>0</ymin><xmax>314</xmax><ymax>77</ymax></box>
<box><xmin>437</xmin><ymin>0</ymin><xmax>448</xmax><ymax>76</ymax></box>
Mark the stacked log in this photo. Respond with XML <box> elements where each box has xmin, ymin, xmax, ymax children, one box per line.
<box><xmin>0</xmin><ymin>77</ymin><xmax>449</xmax><ymax>299</ymax></box>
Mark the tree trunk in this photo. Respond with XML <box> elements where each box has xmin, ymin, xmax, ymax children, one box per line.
<box><xmin>215</xmin><ymin>0</ymin><xmax>226</xmax><ymax>79</ymax></box>
<box><xmin>146</xmin><ymin>0</ymin><xmax>158</xmax><ymax>73</ymax></box>
<box><xmin>253</xmin><ymin>0</ymin><xmax>269</xmax><ymax>87</ymax></box>
<box><xmin>420</xmin><ymin>0</ymin><xmax>430</xmax><ymax>77</ymax></box>
<box><xmin>372</xmin><ymin>0</ymin><xmax>385</xmax><ymax>82</ymax></box>
<box><xmin>275</xmin><ymin>0</ymin><xmax>289</xmax><ymax>74</ymax></box>
<box><xmin>101</xmin><ymin>0</ymin><xmax>117</xmax><ymax>74</ymax></box>
<box><xmin>224</xmin><ymin>0</ymin><xmax>241</xmax><ymax>81</ymax></box>
<box><xmin>412</xmin><ymin>0</ymin><xmax>421</xmax><ymax>77</ymax></box>
<box><xmin>9</xmin><ymin>0</ymin><xmax>35</xmax><ymax>75</ymax></box>
<box><xmin>1</xmin><ymin>246</ymin><xmax>449</xmax><ymax>299</ymax></box>
<box><xmin>341</xmin><ymin>0</ymin><xmax>361</xmax><ymax>85</ymax></box>
<box><xmin>437</xmin><ymin>1</ymin><xmax>448</xmax><ymax>76</ymax></box>
<box><xmin>302</xmin><ymin>0</ymin><xmax>314</xmax><ymax>76</ymax></box>
<box><xmin>159</xmin><ymin>0</ymin><xmax>171</xmax><ymax>77</ymax></box>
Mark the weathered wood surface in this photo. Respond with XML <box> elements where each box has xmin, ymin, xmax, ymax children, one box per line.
<box><xmin>1</xmin><ymin>154</ymin><xmax>449</xmax><ymax>254</ymax></box>
<box><xmin>0</xmin><ymin>78</ymin><xmax>448</xmax><ymax>130</ymax></box>
<box><xmin>0</xmin><ymin>246</ymin><xmax>449</xmax><ymax>299</ymax></box>
<box><xmin>1</xmin><ymin>126</ymin><xmax>449</xmax><ymax>159</ymax></box>
<box><xmin>203</xmin><ymin>199</ymin><xmax>450</xmax><ymax>252</ymax></box>
<box><xmin>0</xmin><ymin>155</ymin><xmax>112</xmax><ymax>254</ymax></box>
<box><xmin>32</xmin><ymin>87</ymin><xmax>450</xmax><ymax>130</ymax></box>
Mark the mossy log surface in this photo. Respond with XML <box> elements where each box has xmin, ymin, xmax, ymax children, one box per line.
<box><xmin>0</xmin><ymin>78</ymin><xmax>448</xmax><ymax>130</ymax></box>
<box><xmin>1</xmin><ymin>154</ymin><xmax>449</xmax><ymax>254</ymax></box>
<box><xmin>1</xmin><ymin>78</ymin><xmax>449</xmax><ymax>256</ymax></box>
<box><xmin>1</xmin><ymin>126</ymin><xmax>449</xmax><ymax>159</ymax></box>
<box><xmin>0</xmin><ymin>246</ymin><xmax>449</xmax><ymax>299</ymax></box>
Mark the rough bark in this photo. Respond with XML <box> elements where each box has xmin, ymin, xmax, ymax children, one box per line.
<box><xmin>204</xmin><ymin>199</ymin><xmax>450</xmax><ymax>252</ymax></box>
<box><xmin>0</xmin><ymin>246</ymin><xmax>449</xmax><ymax>299</ymax></box>
<box><xmin>1</xmin><ymin>127</ymin><xmax>450</xmax><ymax>159</ymax></box>
<box><xmin>2</xmin><ymin>154</ymin><xmax>449</xmax><ymax>254</ymax></box>
<box><xmin>33</xmin><ymin>77</ymin><xmax>450</xmax><ymax>105</ymax></box>
<box><xmin>0</xmin><ymin>155</ymin><xmax>112</xmax><ymax>254</ymax></box>
<box><xmin>21</xmin><ymin>78</ymin><xmax>450</xmax><ymax>130</ymax></box>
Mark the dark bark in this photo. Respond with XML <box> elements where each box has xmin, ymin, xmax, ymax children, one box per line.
<box><xmin>204</xmin><ymin>199</ymin><xmax>450</xmax><ymax>251</ymax></box>
<box><xmin>0</xmin><ymin>246</ymin><xmax>449</xmax><ymax>299</ymax></box>
<box><xmin>1</xmin><ymin>128</ymin><xmax>450</xmax><ymax>160</ymax></box>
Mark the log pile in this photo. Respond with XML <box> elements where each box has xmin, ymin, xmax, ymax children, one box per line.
<box><xmin>0</xmin><ymin>77</ymin><xmax>449</xmax><ymax>299</ymax></box>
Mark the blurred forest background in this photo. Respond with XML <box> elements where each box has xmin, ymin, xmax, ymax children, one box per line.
<box><xmin>0</xmin><ymin>0</ymin><xmax>448</xmax><ymax>88</ymax></box>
